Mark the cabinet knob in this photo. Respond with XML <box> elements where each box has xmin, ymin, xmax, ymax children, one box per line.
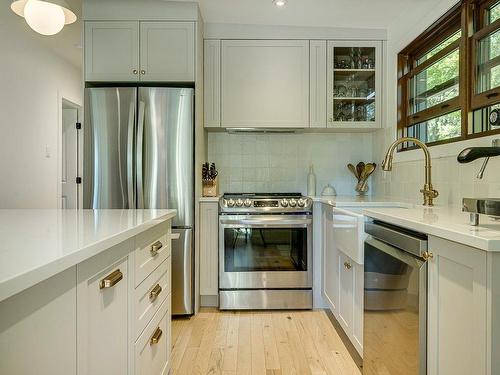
<box><xmin>132</xmin><ymin>69</ymin><xmax>138</xmax><ymax>75</ymax></box>
<box><xmin>422</xmin><ymin>251</ymin><xmax>434</xmax><ymax>261</ymax></box>
<box><xmin>150</xmin><ymin>327</ymin><xmax>163</xmax><ymax>345</ymax></box>
<box><xmin>149</xmin><ymin>283</ymin><xmax>162</xmax><ymax>302</ymax></box>
<box><xmin>140</xmin><ymin>70</ymin><xmax>146</xmax><ymax>75</ymax></box>
<box><xmin>150</xmin><ymin>240</ymin><xmax>163</xmax><ymax>256</ymax></box>
<box><xmin>99</xmin><ymin>269</ymin><xmax>123</xmax><ymax>289</ymax></box>
<box><xmin>344</xmin><ymin>261</ymin><xmax>352</xmax><ymax>270</ymax></box>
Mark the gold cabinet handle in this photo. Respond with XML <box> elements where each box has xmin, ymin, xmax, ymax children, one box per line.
<box><xmin>99</xmin><ymin>269</ymin><xmax>123</xmax><ymax>289</ymax></box>
<box><xmin>150</xmin><ymin>327</ymin><xmax>162</xmax><ymax>345</ymax></box>
<box><xmin>422</xmin><ymin>251</ymin><xmax>434</xmax><ymax>261</ymax></box>
<box><xmin>150</xmin><ymin>240</ymin><xmax>163</xmax><ymax>256</ymax></box>
<box><xmin>149</xmin><ymin>283</ymin><xmax>162</xmax><ymax>302</ymax></box>
<box><xmin>141</xmin><ymin>69</ymin><xmax>146</xmax><ymax>75</ymax></box>
<box><xmin>132</xmin><ymin>69</ymin><xmax>138</xmax><ymax>75</ymax></box>
<box><xmin>344</xmin><ymin>261</ymin><xmax>352</xmax><ymax>270</ymax></box>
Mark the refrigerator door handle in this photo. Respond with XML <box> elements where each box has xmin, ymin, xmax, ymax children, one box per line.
<box><xmin>137</xmin><ymin>100</ymin><xmax>145</xmax><ymax>209</ymax></box>
<box><xmin>127</xmin><ymin>100</ymin><xmax>135</xmax><ymax>208</ymax></box>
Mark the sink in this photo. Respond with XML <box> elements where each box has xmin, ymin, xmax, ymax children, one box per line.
<box><xmin>462</xmin><ymin>198</ymin><xmax>500</xmax><ymax>225</ymax></box>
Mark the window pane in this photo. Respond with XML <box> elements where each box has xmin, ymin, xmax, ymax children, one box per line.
<box><xmin>409</xmin><ymin>49</ymin><xmax>459</xmax><ymax>114</ymax></box>
<box><xmin>471</xmin><ymin>103</ymin><xmax>500</xmax><ymax>134</ymax></box>
<box><xmin>476</xmin><ymin>28</ymin><xmax>500</xmax><ymax>94</ymax></box>
<box><xmin>417</xmin><ymin>30</ymin><xmax>461</xmax><ymax>65</ymax></box>
<box><xmin>406</xmin><ymin>111</ymin><xmax>461</xmax><ymax>143</ymax></box>
<box><xmin>488</xmin><ymin>1</ymin><xmax>500</xmax><ymax>25</ymax></box>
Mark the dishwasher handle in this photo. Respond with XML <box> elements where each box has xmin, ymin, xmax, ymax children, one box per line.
<box><xmin>365</xmin><ymin>221</ymin><xmax>427</xmax><ymax>258</ymax></box>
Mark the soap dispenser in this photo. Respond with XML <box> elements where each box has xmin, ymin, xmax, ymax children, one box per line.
<box><xmin>307</xmin><ymin>165</ymin><xmax>316</xmax><ymax>196</ymax></box>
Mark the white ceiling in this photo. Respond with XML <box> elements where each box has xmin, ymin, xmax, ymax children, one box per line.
<box><xmin>189</xmin><ymin>0</ymin><xmax>432</xmax><ymax>30</ymax></box>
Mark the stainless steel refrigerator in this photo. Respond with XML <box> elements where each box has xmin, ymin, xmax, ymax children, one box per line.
<box><xmin>83</xmin><ymin>87</ymin><xmax>194</xmax><ymax>315</ymax></box>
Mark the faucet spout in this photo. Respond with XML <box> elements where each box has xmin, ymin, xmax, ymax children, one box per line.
<box><xmin>382</xmin><ymin>137</ymin><xmax>439</xmax><ymax>206</ymax></box>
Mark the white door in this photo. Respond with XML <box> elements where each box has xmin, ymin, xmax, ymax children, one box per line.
<box><xmin>322</xmin><ymin>205</ymin><xmax>339</xmax><ymax>315</ymax></box>
<box><xmin>61</xmin><ymin>108</ymin><xmax>78</xmax><ymax>209</ymax></box>
<box><xmin>338</xmin><ymin>251</ymin><xmax>354</xmax><ymax>335</ymax></box>
<box><xmin>139</xmin><ymin>22</ymin><xmax>195</xmax><ymax>82</ymax></box>
<box><xmin>85</xmin><ymin>21</ymin><xmax>140</xmax><ymax>81</ymax></box>
<box><xmin>427</xmin><ymin>236</ymin><xmax>487</xmax><ymax>375</ymax></box>
<box><xmin>221</xmin><ymin>40</ymin><xmax>310</xmax><ymax>128</ymax></box>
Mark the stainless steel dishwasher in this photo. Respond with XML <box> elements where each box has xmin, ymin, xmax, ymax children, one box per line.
<box><xmin>363</xmin><ymin>220</ymin><xmax>429</xmax><ymax>375</ymax></box>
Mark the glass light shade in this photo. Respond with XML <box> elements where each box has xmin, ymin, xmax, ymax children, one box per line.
<box><xmin>11</xmin><ymin>0</ymin><xmax>77</xmax><ymax>36</ymax></box>
<box><xmin>24</xmin><ymin>0</ymin><xmax>65</xmax><ymax>35</ymax></box>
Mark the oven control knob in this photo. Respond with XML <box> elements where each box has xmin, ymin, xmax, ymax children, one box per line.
<box><xmin>280</xmin><ymin>199</ymin><xmax>289</xmax><ymax>207</ymax></box>
<box><xmin>244</xmin><ymin>199</ymin><xmax>252</xmax><ymax>207</ymax></box>
<box><xmin>227</xmin><ymin>199</ymin><xmax>235</xmax><ymax>207</ymax></box>
<box><xmin>289</xmin><ymin>198</ymin><xmax>297</xmax><ymax>207</ymax></box>
<box><xmin>297</xmin><ymin>198</ymin><xmax>306</xmax><ymax>207</ymax></box>
<box><xmin>236</xmin><ymin>199</ymin><xmax>244</xmax><ymax>207</ymax></box>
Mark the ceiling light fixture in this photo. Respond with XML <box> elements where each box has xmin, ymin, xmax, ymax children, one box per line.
<box><xmin>273</xmin><ymin>0</ymin><xmax>287</xmax><ymax>7</ymax></box>
<box><xmin>11</xmin><ymin>0</ymin><xmax>77</xmax><ymax>36</ymax></box>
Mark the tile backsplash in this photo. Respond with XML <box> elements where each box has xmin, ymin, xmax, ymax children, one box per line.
<box><xmin>207</xmin><ymin>132</ymin><xmax>374</xmax><ymax>195</ymax></box>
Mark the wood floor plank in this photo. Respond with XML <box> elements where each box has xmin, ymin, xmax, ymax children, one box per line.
<box><xmin>171</xmin><ymin>309</ymin><xmax>361</xmax><ymax>375</ymax></box>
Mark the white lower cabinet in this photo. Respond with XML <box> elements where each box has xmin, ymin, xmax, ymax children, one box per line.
<box><xmin>199</xmin><ymin>201</ymin><xmax>219</xmax><ymax>305</ymax></box>
<box><xmin>322</xmin><ymin>204</ymin><xmax>338</xmax><ymax>315</ymax></box>
<box><xmin>77</xmin><ymin>245</ymin><xmax>131</xmax><ymax>375</ymax></box>
<box><xmin>427</xmin><ymin>236</ymin><xmax>488</xmax><ymax>375</ymax></box>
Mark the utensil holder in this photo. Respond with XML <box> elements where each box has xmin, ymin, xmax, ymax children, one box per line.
<box><xmin>202</xmin><ymin>177</ymin><xmax>218</xmax><ymax>197</ymax></box>
<box><xmin>355</xmin><ymin>180</ymin><xmax>369</xmax><ymax>196</ymax></box>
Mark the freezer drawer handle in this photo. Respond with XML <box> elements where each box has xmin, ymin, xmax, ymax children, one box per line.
<box><xmin>150</xmin><ymin>241</ymin><xmax>163</xmax><ymax>256</ymax></box>
<box><xmin>150</xmin><ymin>327</ymin><xmax>163</xmax><ymax>345</ymax></box>
<box><xmin>99</xmin><ymin>269</ymin><xmax>123</xmax><ymax>289</ymax></box>
<box><xmin>149</xmin><ymin>284</ymin><xmax>162</xmax><ymax>302</ymax></box>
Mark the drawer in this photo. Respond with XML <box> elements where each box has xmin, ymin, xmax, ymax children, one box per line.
<box><xmin>134</xmin><ymin>224</ymin><xmax>171</xmax><ymax>287</ymax></box>
<box><xmin>134</xmin><ymin>257</ymin><xmax>171</xmax><ymax>340</ymax></box>
<box><xmin>332</xmin><ymin>207</ymin><xmax>366</xmax><ymax>264</ymax></box>
<box><xmin>135</xmin><ymin>296</ymin><xmax>171</xmax><ymax>375</ymax></box>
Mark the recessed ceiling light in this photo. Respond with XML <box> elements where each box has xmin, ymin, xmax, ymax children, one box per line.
<box><xmin>273</xmin><ymin>0</ymin><xmax>287</xmax><ymax>7</ymax></box>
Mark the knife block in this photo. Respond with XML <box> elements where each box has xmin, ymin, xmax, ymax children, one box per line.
<box><xmin>202</xmin><ymin>177</ymin><xmax>218</xmax><ymax>197</ymax></box>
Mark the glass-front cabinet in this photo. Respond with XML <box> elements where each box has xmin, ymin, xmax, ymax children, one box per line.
<box><xmin>327</xmin><ymin>41</ymin><xmax>382</xmax><ymax>129</ymax></box>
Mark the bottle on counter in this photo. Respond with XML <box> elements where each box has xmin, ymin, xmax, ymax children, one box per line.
<box><xmin>307</xmin><ymin>164</ymin><xmax>316</xmax><ymax>196</ymax></box>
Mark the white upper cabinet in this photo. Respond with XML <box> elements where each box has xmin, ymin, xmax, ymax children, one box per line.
<box><xmin>327</xmin><ymin>40</ymin><xmax>382</xmax><ymax>130</ymax></box>
<box><xmin>221</xmin><ymin>40</ymin><xmax>310</xmax><ymax>128</ymax></box>
<box><xmin>139</xmin><ymin>22</ymin><xmax>195</xmax><ymax>82</ymax></box>
<box><xmin>204</xmin><ymin>40</ymin><xmax>221</xmax><ymax>128</ymax></box>
<box><xmin>85</xmin><ymin>21</ymin><xmax>195</xmax><ymax>82</ymax></box>
<box><xmin>310</xmin><ymin>40</ymin><xmax>327</xmax><ymax>128</ymax></box>
<box><xmin>85</xmin><ymin>21</ymin><xmax>140</xmax><ymax>82</ymax></box>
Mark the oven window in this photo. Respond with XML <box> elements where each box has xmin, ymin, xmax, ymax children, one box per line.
<box><xmin>224</xmin><ymin>227</ymin><xmax>307</xmax><ymax>272</ymax></box>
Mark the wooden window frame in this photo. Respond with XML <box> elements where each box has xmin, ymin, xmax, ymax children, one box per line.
<box><xmin>397</xmin><ymin>0</ymin><xmax>500</xmax><ymax>151</ymax></box>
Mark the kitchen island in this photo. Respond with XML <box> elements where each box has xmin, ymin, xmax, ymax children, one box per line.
<box><xmin>0</xmin><ymin>209</ymin><xmax>176</xmax><ymax>375</ymax></box>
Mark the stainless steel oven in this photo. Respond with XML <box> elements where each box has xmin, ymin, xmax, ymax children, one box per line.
<box><xmin>218</xmin><ymin>193</ymin><xmax>313</xmax><ymax>310</ymax></box>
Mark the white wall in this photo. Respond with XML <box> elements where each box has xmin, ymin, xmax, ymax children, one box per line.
<box><xmin>0</xmin><ymin>1</ymin><xmax>82</xmax><ymax>208</ymax></box>
<box><xmin>208</xmin><ymin>132</ymin><xmax>374</xmax><ymax>195</ymax></box>
<box><xmin>372</xmin><ymin>0</ymin><xmax>500</xmax><ymax>205</ymax></box>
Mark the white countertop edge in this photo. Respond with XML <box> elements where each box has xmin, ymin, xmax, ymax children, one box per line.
<box><xmin>363</xmin><ymin>208</ymin><xmax>500</xmax><ymax>252</ymax></box>
<box><xmin>0</xmin><ymin>210</ymin><xmax>176</xmax><ymax>303</ymax></box>
<box><xmin>311</xmin><ymin>196</ymin><xmax>411</xmax><ymax>208</ymax></box>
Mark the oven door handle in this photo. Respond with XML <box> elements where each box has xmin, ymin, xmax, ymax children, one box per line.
<box><xmin>220</xmin><ymin>218</ymin><xmax>312</xmax><ymax>227</ymax></box>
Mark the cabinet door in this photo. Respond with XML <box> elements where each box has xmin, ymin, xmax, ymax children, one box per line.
<box><xmin>327</xmin><ymin>40</ymin><xmax>382</xmax><ymax>130</ymax></box>
<box><xmin>352</xmin><ymin>261</ymin><xmax>364</xmax><ymax>356</ymax></box>
<box><xmin>77</xmin><ymin>242</ymin><xmax>131</xmax><ymax>375</ymax></box>
<box><xmin>221</xmin><ymin>40</ymin><xmax>310</xmax><ymax>128</ymax></box>
<box><xmin>139</xmin><ymin>22</ymin><xmax>195</xmax><ymax>82</ymax></box>
<box><xmin>322</xmin><ymin>204</ymin><xmax>339</xmax><ymax>315</ymax></box>
<box><xmin>204</xmin><ymin>40</ymin><xmax>221</xmax><ymax>128</ymax></box>
<box><xmin>199</xmin><ymin>202</ymin><xmax>219</xmax><ymax>296</ymax></box>
<box><xmin>338</xmin><ymin>251</ymin><xmax>354</xmax><ymax>335</ymax></box>
<box><xmin>85</xmin><ymin>21</ymin><xmax>139</xmax><ymax>82</ymax></box>
<box><xmin>310</xmin><ymin>40</ymin><xmax>327</xmax><ymax>128</ymax></box>
<box><xmin>428</xmin><ymin>236</ymin><xmax>487</xmax><ymax>375</ymax></box>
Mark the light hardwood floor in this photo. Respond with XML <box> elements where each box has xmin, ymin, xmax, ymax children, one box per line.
<box><xmin>171</xmin><ymin>309</ymin><xmax>362</xmax><ymax>375</ymax></box>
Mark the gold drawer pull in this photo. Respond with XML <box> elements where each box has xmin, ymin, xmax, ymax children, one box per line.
<box><xmin>344</xmin><ymin>261</ymin><xmax>352</xmax><ymax>270</ymax></box>
<box><xmin>99</xmin><ymin>269</ymin><xmax>123</xmax><ymax>289</ymax></box>
<box><xmin>150</xmin><ymin>241</ymin><xmax>163</xmax><ymax>256</ymax></box>
<box><xmin>149</xmin><ymin>284</ymin><xmax>162</xmax><ymax>302</ymax></box>
<box><xmin>150</xmin><ymin>327</ymin><xmax>162</xmax><ymax>345</ymax></box>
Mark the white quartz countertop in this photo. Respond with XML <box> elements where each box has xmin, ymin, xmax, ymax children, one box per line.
<box><xmin>0</xmin><ymin>209</ymin><xmax>176</xmax><ymax>302</ymax></box>
<box><xmin>363</xmin><ymin>205</ymin><xmax>500</xmax><ymax>252</ymax></box>
<box><xmin>311</xmin><ymin>195</ymin><xmax>409</xmax><ymax>208</ymax></box>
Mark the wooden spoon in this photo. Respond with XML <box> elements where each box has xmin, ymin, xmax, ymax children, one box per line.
<box><xmin>356</xmin><ymin>162</ymin><xmax>365</xmax><ymax>181</ymax></box>
<box><xmin>347</xmin><ymin>164</ymin><xmax>359</xmax><ymax>180</ymax></box>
